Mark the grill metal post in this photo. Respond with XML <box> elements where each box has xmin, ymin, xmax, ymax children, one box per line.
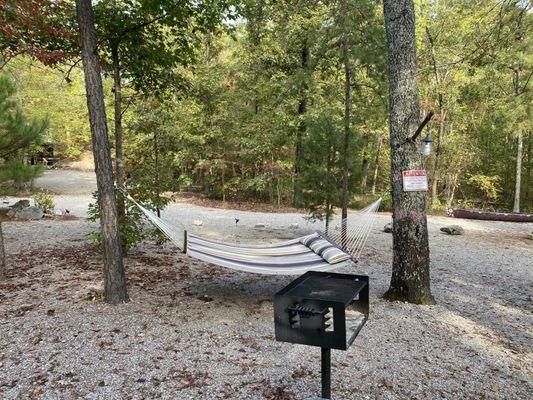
<box><xmin>321</xmin><ymin>347</ymin><xmax>331</xmax><ymax>399</ymax></box>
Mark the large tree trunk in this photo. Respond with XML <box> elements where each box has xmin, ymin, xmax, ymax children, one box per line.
<box><xmin>76</xmin><ymin>0</ymin><xmax>128</xmax><ymax>304</ymax></box>
<box><xmin>383</xmin><ymin>0</ymin><xmax>435</xmax><ymax>305</ymax></box>
<box><xmin>112</xmin><ymin>45</ymin><xmax>126</xmax><ymax>226</ymax></box>
<box><xmin>513</xmin><ymin>130</ymin><xmax>523</xmax><ymax>212</ymax></box>
<box><xmin>0</xmin><ymin>223</ymin><xmax>6</xmax><ymax>281</ymax></box>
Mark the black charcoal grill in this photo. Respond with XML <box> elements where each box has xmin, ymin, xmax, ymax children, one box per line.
<box><xmin>273</xmin><ymin>271</ymin><xmax>369</xmax><ymax>399</ymax></box>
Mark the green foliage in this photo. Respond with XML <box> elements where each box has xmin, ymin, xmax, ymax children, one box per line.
<box><xmin>0</xmin><ymin>159</ymin><xmax>43</xmax><ymax>187</ymax></box>
<box><xmin>3</xmin><ymin>0</ymin><xmax>532</xmax><ymax>213</ymax></box>
<box><xmin>467</xmin><ymin>174</ymin><xmax>502</xmax><ymax>207</ymax></box>
<box><xmin>4</xmin><ymin>58</ymin><xmax>91</xmax><ymax>158</ymax></box>
<box><xmin>34</xmin><ymin>190</ymin><xmax>55</xmax><ymax>213</ymax></box>
<box><xmin>0</xmin><ymin>73</ymin><xmax>46</xmax><ymax>188</ymax></box>
<box><xmin>87</xmin><ymin>191</ymin><xmax>147</xmax><ymax>254</ymax></box>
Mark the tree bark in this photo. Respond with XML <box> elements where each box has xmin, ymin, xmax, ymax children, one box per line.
<box><xmin>383</xmin><ymin>0</ymin><xmax>435</xmax><ymax>305</ymax></box>
<box><xmin>76</xmin><ymin>0</ymin><xmax>128</xmax><ymax>304</ymax></box>
<box><xmin>513</xmin><ymin>130</ymin><xmax>523</xmax><ymax>212</ymax></box>
<box><xmin>0</xmin><ymin>223</ymin><xmax>6</xmax><ymax>281</ymax></box>
<box><xmin>112</xmin><ymin>45</ymin><xmax>126</xmax><ymax>225</ymax></box>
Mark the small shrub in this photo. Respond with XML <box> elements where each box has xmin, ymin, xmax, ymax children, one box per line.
<box><xmin>34</xmin><ymin>190</ymin><xmax>55</xmax><ymax>213</ymax></box>
<box><xmin>429</xmin><ymin>197</ymin><xmax>446</xmax><ymax>213</ymax></box>
<box><xmin>87</xmin><ymin>191</ymin><xmax>147</xmax><ymax>254</ymax></box>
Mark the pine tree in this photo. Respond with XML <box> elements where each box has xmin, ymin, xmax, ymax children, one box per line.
<box><xmin>0</xmin><ymin>73</ymin><xmax>47</xmax><ymax>280</ymax></box>
<box><xmin>0</xmin><ymin>74</ymin><xmax>46</xmax><ymax>186</ymax></box>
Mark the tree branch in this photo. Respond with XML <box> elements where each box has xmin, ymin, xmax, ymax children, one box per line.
<box><xmin>409</xmin><ymin>111</ymin><xmax>434</xmax><ymax>142</ymax></box>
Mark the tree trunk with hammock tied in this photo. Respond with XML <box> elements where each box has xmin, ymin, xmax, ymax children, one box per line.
<box><xmin>76</xmin><ymin>0</ymin><xmax>128</xmax><ymax>304</ymax></box>
<box><xmin>383</xmin><ymin>0</ymin><xmax>435</xmax><ymax>305</ymax></box>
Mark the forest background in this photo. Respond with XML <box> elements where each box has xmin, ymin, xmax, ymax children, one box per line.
<box><xmin>2</xmin><ymin>0</ymin><xmax>531</xmax><ymax>219</ymax></box>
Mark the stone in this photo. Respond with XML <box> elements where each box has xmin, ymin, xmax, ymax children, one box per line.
<box><xmin>255</xmin><ymin>223</ymin><xmax>266</xmax><ymax>228</ymax></box>
<box><xmin>289</xmin><ymin>223</ymin><xmax>299</xmax><ymax>229</ymax></box>
<box><xmin>192</xmin><ymin>219</ymin><xmax>203</xmax><ymax>226</ymax></box>
<box><xmin>527</xmin><ymin>232</ymin><xmax>533</xmax><ymax>240</ymax></box>
<box><xmin>383</xmin><ymin>223</ymin><xmax>393</xmax><ymax>233</ymax></box>
<box><xmin>14</xmin><ymin>206</ymin><xmax>44</xmax><ymax>220</ymax></box>
<box><xmin>440</xmin><ymin>225</ymin><xmax>464</xmax><ymax>235</ymax></box>
<box><xmin>9</xmin><ymin>199</ymin><xmax>30</xmax><ymax>211</ymax></box>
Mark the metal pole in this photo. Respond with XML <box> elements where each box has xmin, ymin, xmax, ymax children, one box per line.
<box><xmin>321</xmin><ymin>347</ymin><xmax>331</xmax><ymax>399</ymax></box>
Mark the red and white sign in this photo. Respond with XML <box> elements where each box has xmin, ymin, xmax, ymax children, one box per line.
<box><xmin>402</xmin><ymin>170</ymin><xmax>428</xmax><ymax>192</ymax></box>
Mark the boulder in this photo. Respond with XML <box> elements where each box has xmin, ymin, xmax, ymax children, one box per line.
<box><xmin>527</xmin><ymin>232</ymin><xmax>533</xmax><ymax>240</ymax></box>
<box><xmin>14</xmin><ymin>206</ymin><xmax>44</xmax><ymax>220</ymax></box>
<box><xmin>440</xmin><ymin>225</ymin><xmax>464</xmax><ymax>235</ymax></box>
<box><xmin>192</xmin><ymin>219</ymin><xmax>203</xmax><ymax>226</ymax></box>
<box><xmin>289</xmin><ymin>223</ymin><xmax>299</xmax><ymax>229</ymax></box>
<box><xmin>383</xmin><ymin>223</ymin><xmax>393</xmax><ymax>233</ymax></box>
<box><xmin>255</xmin><ymin>223</ymin><xmax>266</xmax><ymax>228</ymax></box>
<box><xmin>9</xmin><ymin>199</ymin><xmax>30</xmax><ymax>211</ymax></box>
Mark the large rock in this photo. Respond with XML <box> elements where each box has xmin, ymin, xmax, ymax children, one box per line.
<box><xmin>14</xmin><ymin>206</ymin><xmax>44</xmax><ymax>220</ymax></box>
<box><xmin>192</xmin><ymin>219</ymin><xmax>203</xmax><ymax>226</ymax></box>
<box><xmin>9</xmin><ymin>199</ymin><xmax>30</xmax><ymax>210</ymax></box>
<box><xmin>383</xmin><ymin>223</ymin><xmax>393</xmax><ymax>233</ymax></box>
<box><xmin>440</xmin><ymin>225</ymin><xmax>464</xmax><ymax>235</ymax></box>
<box><xmin>7</xmin><ymin>199</ymin><xmax>31</xmax><ymax>216</ymax></box>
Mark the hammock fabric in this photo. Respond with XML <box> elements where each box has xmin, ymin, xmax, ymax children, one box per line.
<box><xmin>185</xmin><ymin>234</ymin><xmax>350</xmax><ymax>275</ymax></box>
<box><xmin>119</xmin><ymin>190</ymin><xmax>381</xmax><ymax>275</ymax></box>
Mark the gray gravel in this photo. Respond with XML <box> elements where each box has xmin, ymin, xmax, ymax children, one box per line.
<box><xmin>0</xmin><ymin>188</ymin><xmax>532</xmax><ymax>399</ymax></box>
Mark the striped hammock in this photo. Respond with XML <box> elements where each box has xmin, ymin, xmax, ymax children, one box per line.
<box><xmin>120</xmin><ymin>191</ymin><xmax>381</xmax><ymax>275</ymax></box>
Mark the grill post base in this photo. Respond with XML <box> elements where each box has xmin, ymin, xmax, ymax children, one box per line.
<box><xmin>321</xmin><ymin>347</ymin><xmax>331</xmax><ymax>399</ymax></box>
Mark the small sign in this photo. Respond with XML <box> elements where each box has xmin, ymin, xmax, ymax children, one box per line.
<box><xmin>402</xmin><ymin>170</ymin><xmax>428</xmax><ymax>192</ymax></box>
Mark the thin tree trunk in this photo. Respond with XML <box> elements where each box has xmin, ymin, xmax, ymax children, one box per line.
<box><xmin>383</xmin><ymin>0</ymin><xmax>435</xmax><ymax>305</ymax></box>
<box><xmin>426</xmin><ymin>27</ymin><xmax>445</xmax><ymax>205</ymax></box>
<box><xmin>340</xmin><ymin>2</ymin><xmax>351</xmax><ymax>248</ymax></box>
<box><xmin>76</xmin><ymin>0</ymin><xmax>128</xmax><ymax>304</ymax></box>
<box><xmin>154</xmin><ymin>129</ymin><xmax>161</xmax><ymax>217</ymax></box>
<box><xmin>361</xmin><ymin>157</ymin><xmax>369</xmax><ymax>189</ymax></box>
<box><xmin>513</xmin><ymin>130</ymin><xmax>523</xmax><ymax>212</ymax></box>
<box><xmin>112</xmin><ymin>45</ymin><xmax>126</xmax><ymax>224</ymax></box>
<box><xmin>0</xmin><ymin>223</ymin><xmax>6</xmax><ymax>281</ymax></box>
<box><xmin>526</xmin><ymin>130</ymin><xmax>531</xmax><ymax>206</ymax></box>
<box><xmin>431</xmin><ymin>103</ymin><xmax>445</xmax><ymax>203</ymax></box>
<box><xmin>371</xmin><ymin>136</ymin><xmax>382</xmax><ymax>195</ymax></box>
<box><xmin>325</xmin><ymin>143</ymin><xmax>333</xmax><ymax>235</ymax></box>
<box><xmin>293</xmin><ymin>45</ymin><xmax>309</xmax><ymax>207</ymax></box>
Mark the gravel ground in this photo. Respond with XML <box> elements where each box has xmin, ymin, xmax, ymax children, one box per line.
<box><xmin>0</xmin><ymin>186</ymin><xmax>532</xmax><ymax>399</ymax></box>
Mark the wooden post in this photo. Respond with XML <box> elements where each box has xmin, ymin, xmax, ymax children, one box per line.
<box><xmin>182</xmin><ymin>230</ymin><xmax>188</xmax><ymax>254</ymax></box>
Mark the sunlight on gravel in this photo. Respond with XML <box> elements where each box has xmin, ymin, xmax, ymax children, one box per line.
<box><xmin>0</xmin><ymin>191</ymin><xmax>531</xmax><ymax>399</ymax></box>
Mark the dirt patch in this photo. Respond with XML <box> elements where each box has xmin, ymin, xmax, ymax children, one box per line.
<box><xmin>173</xmin><ymin>192</ymin><xmax>304</xmax><ymax>214</ymax></box>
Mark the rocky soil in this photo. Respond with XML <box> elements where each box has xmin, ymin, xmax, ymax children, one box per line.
<box><xmin>0</xmin><ymin>194</ymin><xmax>531</xmax><ymax>399</ymax></box>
